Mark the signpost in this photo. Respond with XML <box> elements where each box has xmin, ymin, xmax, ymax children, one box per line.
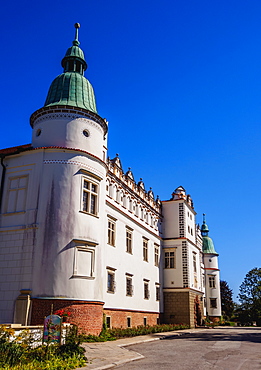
<box><xmin>43</xmin><ymin>314</ymin><xmax>62</xmax><ymax>344</ymax></box>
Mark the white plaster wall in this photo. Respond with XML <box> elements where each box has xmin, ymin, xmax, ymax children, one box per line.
<box><xmin>1</xmin><ymin>152</ymin><xmax>43</xmax><ymax>229</ymax></box>
<box><xmin>184</xmin><ymin>204</ymin><xmax>196</xmax><ymax>243</ymax></box>
<box><xmin>0</xmin><ymin>228</ymin><xmax>35</xmax><ymax>323</ymax></box>
<box><xmin>103</xmin><ymin>200</ymin><xmax>161</xmax><ymax>313</ymax></box>
<box><xmin>161</xmin><ymin>201</ymin><xmax>180</xmax><ymax>238</ymax></box>
<box><xmin>204</xmin><ymin>253</ymin><xmax>219</xmax><ymax>270</ymax></box>
<box><xmin>32</xmin><ymin>115</ymin><xmax>105</xmax><ymax>160</ymax></box>
<box><xmin>0</xmin><ymin>152</ymin><xmax>42</xmax><ymax>323</ymax></box>
<box><xmin>187</xmin><ymin>243</ymin><xmax>204</xmax><ymax>293</ymax></box>
<box><xmin>162</xmin><ymin>240</ymin><xmax>183</xmax><ymax>288</ymax></box>
<box><xmin>205</xmin><ymin>267</ymin><xmax>221</xmax><ymax>317</ymax></box>
<box><xmin>31</xmin><ymin>149</ymin><xmax>107</xmax><ymax>302</ymax></box>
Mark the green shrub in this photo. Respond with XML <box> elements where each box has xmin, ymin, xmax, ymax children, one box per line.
<box><xmin>107</xmin><ymin>323</ymin><xmax>189</xmax><ymax>339</ymax></box>
<box><xmin>82</xmin><ymin>323</ymin><xmax>189</xmax><ymax>342</ymax></box>
<box><xmin>219</xmin><ymin>321</ymin><xmax>236</xmax><ymax>326</ymax></box>
<box><xmin>0</xmin><ymin>324</ymin><xmax>87</xmax><ymax>370</ymax></box>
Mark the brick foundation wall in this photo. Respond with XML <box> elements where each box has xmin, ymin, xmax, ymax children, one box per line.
<box><xmin>163</xmin><ymin>290</ymin><xmax>204</xmax><ymax>327</ymax></box>
<box><xmin>104</xmin><ymin>308</ymin><xmax>159</xmax><ymax>328</ymax></box>
<box><xmin>31</xmin><ymin>299</ymin><xmax>104</xmax><ymax>335</ymax></box>
<box><xmin>163</xmin><ymin>291</ymin><xmax>190</xmax><ymax>325</ymax></box>
<box><xmin>189</xmin><ymin>290</ymin><xmax>204</xmax><ymax>327</ymax></box>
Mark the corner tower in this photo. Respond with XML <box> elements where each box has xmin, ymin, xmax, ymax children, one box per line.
<box><xmin>201</xmin><ymin>214</ymin><xmax>221</xmax><ymax>321</ymax></box>
<box><xmin>30</xmin><ymin>23</ymin><xmax>107</xmax><ymax>160</ymax></box>
<box><xmin>29</xmin><ymin>25</ymin><xmax>107</xmax><ymax>334</ymax></box>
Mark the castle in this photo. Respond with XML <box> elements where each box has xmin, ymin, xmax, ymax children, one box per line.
<box><xmin>0</xmin><ymin>24</ymin><xmax>221</xmax><ymax>334</ymax></box>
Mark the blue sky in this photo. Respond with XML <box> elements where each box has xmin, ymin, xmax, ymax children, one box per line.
<box><xmin>1</xmin><ymin>0</ymin><xmax>261</xmax><ymax>300</ymax></box>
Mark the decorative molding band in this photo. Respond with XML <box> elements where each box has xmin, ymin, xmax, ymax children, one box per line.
<box><xmin>106</xmin><ymin>200</ymin><xmax>161</xmax><ymax>240</ymax></box>
<box><xmin>30</xmin><ymin>105</ymin><xmax>108</xmax><ymax>135</ymax></box>
<box><xmin>103</xmin><ymin>307</ymin><xmax>160</xmax><ymax>314</ymax></box>
<box><xmin>182</xmin><ymin>240</ymin><xmax>189</xmax><ymax>288</ymax></box>
<box><xmin>179</xmin><ymin>203</ymin><xmax>185</xmax><ymax>238</ymax></box>
<box><xmin>43</xmin><ymin>159</ymin><xmax>104</xmax><ymax>178</ymax></box>
<box><xmin>34</xmin><ymin>115</ymin><xmax>104</xmax><ymax>134</ymax></box>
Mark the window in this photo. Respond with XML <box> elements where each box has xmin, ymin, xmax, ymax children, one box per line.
<box><xmin>126</xmin><ymin>276</ymin><xmax>133</xmax><ymax>296</ymax></box>
<box><xmin>143</xmin><ymin>317</ymin><xmax>147</xmax><ymax>326</ymax></box>
<box><xmin>6</xmin><ymin>175</ymin><xmax>28</xmax><ymax>213</ymax></box>
<box><xmin>209</xmin><ymin>275</ymin><xmax>216</xmax><ymax>288</ymax></box>
<box><xmin>127</xmin><ymin>317</ymin><xmax>131</xmax><ymax>328</ymax></box>
<box><xmin>108</xmin><ymin>218</ymin><xmax>116</xmax><ymax>246</ymax></box>
<box><xmin>143</xmin><ymin>238</ymin><xmax>148</xmax><ymax>262</ymax></box>
<box><xmin>126</xmin><ymin>228</ymin><xmax>132</xmax><ymax>254</ymax></box>
<box><xmin>107</xmin><ymin>271</ymin><xmax>115</xmax><ymax>293</ymax></box>
<box><xmin>210</xmin><ymin>298</ymin><xmax>217</xmax><ymax>308</ymax></box>
<box><xmin>106</xmin><ymin>316</ymin><xmax>111</xmax><ymax>328</ymax></box>
<box><xmin>193</xmin><ymin>254</ymin><xmax>197</xmax><ymax>273</ymax></box>
<box><xmin>73</xmin><ymin>243</ymin><xmax>96</xmax><ymax>279</ymax></box>
<box><xmin>144</xmin><ymin>281</ymin><xmax>150</xmax><ymax>299</ymax></box>
<box><xmin>156</xmin><ymin>285</ymin><xmax>160</xmax><ymax>301</ymax></box>
<box><xmin>154</xmin><ymin>244</ymin><xmax>159</xmax><ymax>266</ymax></box>
<box><xmin>82</xmin><ymin>179</ymin><xmax>98</xmax><ymax>215</ymax></box>
<box><xmin>164</xmin><ymin>251</ymin><xmax>175</xmax><ymax>269</ymax></box>
<box><xmin>194</xmin><ymin>276</ymin><xmax>198</xmax><ymax>289</ymax></box>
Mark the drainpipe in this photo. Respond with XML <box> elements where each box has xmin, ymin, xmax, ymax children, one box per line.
<box><xmin>0</xmin><ymin>155</ymin><xmax>6</xmax><ymax>213</ymax></box>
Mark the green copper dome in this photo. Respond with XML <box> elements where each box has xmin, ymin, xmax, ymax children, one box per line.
<box><xmin>201</xmin><ymin>214</ymin><xmax>218</xmax><ymax>254</ymax></box>
<box><xmin>44</xmin><ymin>23</ymin><xmax>97</xmax><ymax>113</ymax></box>
<box><xmin>202</xmin><ymin>236</ymin><xmax>217</xmax><ymax>254</ymax></box>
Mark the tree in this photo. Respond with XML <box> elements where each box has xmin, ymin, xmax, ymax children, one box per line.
<box><xmin>238</xmin><ymin>268</ymin><xmax>261</xmax><ymax>325</ymax></box>
<box><xmin>220</xmin><ymin>280</ymin><xmax>234</xmax><ymax>319</ymax></box>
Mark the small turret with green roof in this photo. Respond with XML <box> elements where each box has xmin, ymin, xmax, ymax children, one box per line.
<box><xmin>44</xmin><ymin>23</ymin><xmax>97</xmax><ymax>113</ymax></box>
<box><xmin>201</xmin><ymin>214</ymin><xmax>218</xmax><ymax>255</ymax></box>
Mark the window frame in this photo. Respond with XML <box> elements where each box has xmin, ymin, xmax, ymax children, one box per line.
<box><xmin>106</xmin><ymin>316</ymin><xmax>111</xmax><ymax>328</ymax></box>
<box><xmin>156</xmin><ymin>285</ymin><xmax>160</xmax><ymax>301</ymax></box>
<box><xmin>193</xmin><ymin>253</ymin><xmax>197</xmax><ymax>273</ymax></box>
<box><xmin>154</xmin><ymin>244</ymin><xmax>159</xmax><ymax>266</ymax></box>
<box><xmin>210</xmin><ymin>298</ymin><xmax>217</xmax><ymax>308</ymax></box>
<box><xmin>107</xmin><ymin>270</ymin><xmax>116</xmax><ymax>293</ymax></box>
<box><xmin>144</xmin><ymin>280</ymin><xmax>150</xmax><ymax>300</ymax></box>
<box><xmin>164</xmin><ymin>250</ymin><xmax>175</xmax><ymax>269</ymax></box>
<box><xmin>126</xmin><ymin>275</ymin><xmax>133</xmax><ymax>296</ymax></box>
<box><xmin>143</xmin><ymin>237</ymin><xmax>148</xmax><ymax>262</ymax></box>
<box><xmin>127</xmin><ymin>317</ymin><xmax>131</xmax><ymax>328</ymax></box>
<box><xmin>5</xmin><ymin>175</ymin><xmax>29</xmax><ymax>214</ymax></box>
<box><xmin>126</xmin><ymin>227</ymin><xmax>133</xmax><ymax>254</ymax></box>
<box><xmin>208</xmin><ymin>275</ymin><xmax>216</xmax><ymax>288</ymax></box>
<box><xmin>107</xmin><ymin>217</ymin><xmax>116</xmax><ymax>246</ymax></box>
<box><xmin>81</xmin><ymin>177</ymin><xmax>99</xmax><ymax>216</ymax></box>
<box><xmin>72</xmin><ymin>241</ymin><xmax>96</xmax><ymax>279</ymax></box>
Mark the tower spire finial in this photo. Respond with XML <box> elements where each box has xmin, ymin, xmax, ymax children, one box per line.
<box><xmin>203</xmin><ymin>213</ymin><xmax>206</xmax><ymax>223</ymax></box>
<box><xmin>73</xmin><ymin>23</ymin><xmax>80</xmax><ymax>46</ymax></box>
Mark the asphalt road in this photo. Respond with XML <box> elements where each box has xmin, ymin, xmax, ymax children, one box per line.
<box><xmin>115</xmin><ymin>327</ymin><xmax>261</xmax><ymax>369</ymax></box>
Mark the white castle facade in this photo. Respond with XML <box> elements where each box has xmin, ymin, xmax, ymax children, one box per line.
<box><xmin>0</xmin><ymin>25</ymin><xmax>221</xmax><ymax>334</ymax></box>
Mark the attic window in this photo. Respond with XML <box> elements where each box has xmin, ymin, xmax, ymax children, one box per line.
<box><xmin>83</xmin><ymin>130</ymin><xmax>89</xmax><ymax>137</ymax></box>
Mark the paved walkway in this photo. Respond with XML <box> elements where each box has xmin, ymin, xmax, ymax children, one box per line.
<box><xmin>77</xmin><ymin>328</ymin><xmax>209</xmax><ymax>370</ymax></box>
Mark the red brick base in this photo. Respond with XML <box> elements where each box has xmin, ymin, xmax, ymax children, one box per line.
<box><xmin>209</xmin><ymin>316</ymin><xmax>220</xmax><ymax>323</ymax></box>
<box><xmin>30</xmin><ymin>298</ymin><xmax>104</xmax><ymax>335</ymax></box>
<box><xmin>104</xmin><ymin>308</ymin><xmax>159</xmax><ymax>328</ymax></box>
